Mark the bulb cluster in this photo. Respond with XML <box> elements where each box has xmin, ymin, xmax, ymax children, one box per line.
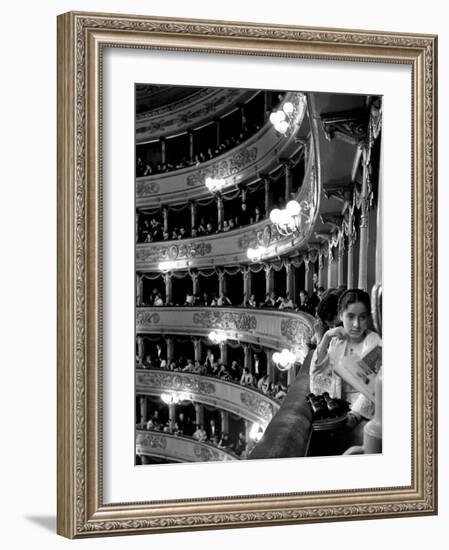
<box><xmin>205</xmin><ymin>177</ymin><xmax>226</xmax><ymax>193</ymax></box>
<box><xmin>272</xmin><ymin>349</ymin><xmax>296</xmax><ymax>371</ymax></box>
<box><xmin>208</xmin><ymin>330</ymin><xmax>228</xmax><ymax>344</ymax></box>
<box><xmin>269</xmin><ymin>101</ymin><xmax>294</xmax><ymax>134</ymax></box>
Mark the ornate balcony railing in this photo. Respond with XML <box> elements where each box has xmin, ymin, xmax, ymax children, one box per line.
<box><xmin>136</xmin><ymin>88</ymin><xmax>255</xmax><ymax>142</ymax></box>
<box><xmin>136</xmin><ymin>136</ymin><xmax>318</xmax><ymax>270</ymax></box>
<box><xmin>136</xmin><ymin>92</ymin><xmax>308</xmax><ymax>207</ymax></box>
<box><xmin>136</xmin><ymin>307</ymin><xmax>315</xmax><ymax>356</ymax></box>
<box><xmin>136</xmin><ymin>430</ymin><xmax>237</xmax><ymax>463</ymax></box>
<box><xmin>136</xmin><ymin>369</ymin><xmax>280</xmax><ymax>425</ymax></box>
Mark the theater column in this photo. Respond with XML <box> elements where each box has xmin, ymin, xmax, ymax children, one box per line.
<box><xmin>318</xmin><ymin>251</ymin><xmax>324</xmax><ymax>288</ymax></box>
<box><xmin>265</xmin><ymin>264</ymin><xmax>273</xmax><ymax>295</ymax></box>
<box><xmin>165</xmin><ymin>336</ymin><xmax>174</xmax><ymax>365</ymax></box>
<box><xmin>243</xmin><ymin>344</ymin><xmax>252</xmax><ymax>374</ymax></box>
<box><xmin>282</xmin><ymin>160</ymin><xmax>292</xmax><ymax>203</ymax></box>
<box><xmin>220</xmin><ymin>410</ymin><xmax>229</xmax><ymax>434</ymax></box>
<box><xmin>162</xmin><ymin>206</ymin><xmax>169</xmax><ymax>234</ymax></box>
<box><xmin>285</xmin><ymin>260</ymin><xmax>294</xmax><ymax>299</ymax></box>
<box><xmin>327</xmin><ymin>243</ymin><xmax>335</xmax><ymax>289</ymax></box>
<box><xmin>195</xmin><ymin>404</ymin><xmax>205</xmax><ymax>427</ymax></box>
<box><xmin>264</xmin><ymin>177</ymin><xmax>271</xmax><ymax>213</ymax></box>
<box><xmin>193</xmin><ymin>337</ymin><xmax>202</xmax><ymax>362</ymax></box>
<box><xmin>266</xmin><ymin>350</ymin><xmax>276</xmax><ymax>384</ymax></box>
<box><xmin>304</xmin><ymin>258</ymin><xmax>310</xmax><ymax>293</ymax></box>
<box><xmin>191</xmin><ymin>271</ymin><xmax>199</xmax><ymax>296</ymax></box>
<box><xmin>136</xmin><ymin>274</ymin><xmax>143</xmax><ymax>306</ymax></box>
<box><xmin>139</xmin><ymin>396</ymin><xmax>148</xmax><ymax>425</ymax></box>
<box><xmin>358</xmin><ymin>149</ymin><xmax>370</xmax><ymax>291</ymax></box>
<box><xmin>214</xmin><ymin>118</ymin><xmax>221</xmax><ymax>148</ymax></box>
<box><xmin>188</xmin><ymin>130</ymin><xmax>194</xmax><ymax>164</ymax></box>
<box><xmin>347</xmin><ymin>205</ymin><xmax>355</xmax><ymax>289</ymax></box>
<box><xmin>242</xmin><ymin>267</ymin><xmax>251</xmax><ymax>305</ymax></box>
<box><xmin>168</xmin><ymin>404</ymin><xmax>176</xmax><ymax>432</ymax></box>
<box><xmin>218</xmin><ymin>269</ymin><xmax>226</xmax><ymax>296</ymax></box>
<box><xmin>217</xmin><ymin>194</ymin><xmax>224</xmax><ymax>229</ymax></box>
<box><xmin>189</xmin><ymin>201</ymin><xmax>196</xmax><ymax>230</ymax></box>
<box><xmin>160</xmin><ymin>138</ymin><xmax>166</xmax><ymax>165</ymax></box>
<box><xmin>219</xmin><ymin>342</ymin><xmax>228</xmax><ymax>365</ymax></box>
<box><xmin>136</xmin><ymin>336</ymin><xmax>144</xmax><ymax>364</ymax></box>
<box><xmin>337</xmin><ymin>234</ymin><xmax>345</xmax><ymax>286</ymax></box>
<box><xmin>164</xmin><ymin>273</ymin><xmax>172</xmax><ymax>305</ymax></box>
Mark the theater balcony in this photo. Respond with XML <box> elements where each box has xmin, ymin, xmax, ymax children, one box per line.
<box><xmin>136</xmin><ymin>430</ymin><xmax>238</xmax><ymax>463</ymax></box>
<box><xmin>136</xmin><ymin>306</ymin><xmax>315</xmax><ymax>354</ymax></box>
<box><xmin>136</xmin><ymin>369</ymin><xmax>280</xmax><ymax>425</ymax></box>
<box><xmin>136</xmin><ymin>92</ymin><xmax>309</xmax><ymax>207</ymax></box>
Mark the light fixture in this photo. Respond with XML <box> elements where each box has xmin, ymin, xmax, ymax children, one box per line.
<box><xmin>249</xmin><ymin>422</ymin><xmax>266</xmax><ymax>442</ymax></box>
<box><xmin>161</xmin><ymin>392</ymin><xmax>190</xmax><ymax>405</ymax></box>
<box><xmin>246</xmin><ymin>245</ymin><xmax>269</xmax><ymax>262</ymax></box>
<box><xmin>269</xmin><ymin>93</ymin><xmax>306</xmax><ymax>137</ymax></box>
<box><xmin>205</xmin><ymin>177</ymin><xmax>225</xmax><ymax>193</ymax></box>
<box><xmin>208</xmin><ymin>330</ymin><xmax>228</xmax><ymax>344</ymax></box>
<box><xmin>158</xmin><ymin>260</ymin><xmax>177</xmax><ymax>272</ymax></box>
<box><xmin>272</xmin><ymin>349</ymin><xmax>297</xmax><ymax>371</ymax></box>
<box><xmin>269</xmin><ymin>199</ymin><xmax>311</xmax><ymax>237</ymax></box>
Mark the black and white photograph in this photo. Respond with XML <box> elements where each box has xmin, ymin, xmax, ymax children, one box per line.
<box><xmin>134</xmin><ymin>84</ymin><xmax>383</xmax><ymax>465</ymax></box>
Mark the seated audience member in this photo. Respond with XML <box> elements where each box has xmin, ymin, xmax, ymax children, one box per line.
<box><xmin>191</xmin><ymin>228</ymin><xmax>198</xmax><ymax>238</ymax></box>
<box><xmin>173</xmin><ymin>412</ymin><xmax>186</xmax><ymax>436</ymax></box>
<box><xmin>153</xmin><ymin>292</ymin><xmax>164</xmax><ymax>306</ymax></box>
<box><xmin>178</xmin><ymin>227</ymin><xmax>188</xmax><ymax>239</ymax></box>
<box><xmin>205</xmin><ymin>349</ymin><xmax>215</xmax><ymax>368</ymax></box>
<box><xmin>262</xmin><ymin>291</ymin><xmax>278</xmax><ymax>308</ymax></box>
<box><xmin>228</xmin><ymin>218</ymin><xmax>236</xmax><ymax>231</ymax></box>
<box><xmin>182</xmin><ymin>360</ymin><xmax>195</xmax><ymax>373</ymax></box>
<box><xmin>218</xmin><ymin>364</ymin><xmax>231</xmax><ymax>381</ymax></box>
<box><xmin>257</xmin><ymin>373</ymin><xmax>270</xmax><ymax>391</ymax></box>
<box><xmin>222</xmin><ymin>220</ymin><xmax>230</xmax><ymax>232</ymax></box>
<box><xmin>251</xmin><ymin>205</ymin><xmax>263</xmax><ymax>224</ymax></box>
<box><xmin>309</xmin><ymin>288</ymin><xmax>382</xmax><ymax>429</ymax></box>
<box><xmin>238</xmin><ymin>202</ymin><xmax>251</xmax><ymax>226</ymax></box>
<box><xmin>229</xmin><ymin>360</ymin><xmax>242</xmax><ymax>380</ymax></box>
<box><xmin>149</xmin><ymin>410</ymin><xmax>162</xmax><ymax>430</ymax></box>
<box><xmin>184</xmin><ymin>292</ymin><xmax>194</xmax><ymax>306</ymax></box>
<box><xmin>296</xmin><ymin>290</ymin><xmax>313</xmax><ymax>314</ymax></box>
<box><xmin>278</xmin><ymin>294</ymin><xmax>294</xmax><ymax>310</ymax></box>
<box><xmin>240</xmin><ymin>367</ymin><xmax>255</xmax><ymax>387</ymax></box>
<box><xmin>205</xmin><ymin>222</ymin><xmax>214</xmax><ymax>235</ymax></box>
<box><xmin>218</xmin><ymin>433</ymin><xmax>233</xmax><ymax>450</ymax></box>
<box><xmin>162</xmin><ymin>231</ymin><xmax>170</xmax><ymax>241</ymax></box>
<box><xmin>233</xmin><ymin>432</ymin><xmax>247</xmax><ymax>456</ymax></box>
<box><xmin>217</xmin><ymin>293</ymin><xmax>232</xmax><ymax>307</ymax></box>
<box><xmin>142</xmin><ymin>354</ymin><xmax>153</xmax><ymax>369</ymax></box>
<box><xmin>245</xmin><ymin>294</ymin><xmax>258</xmax><ymax>307</ymax></box>
<box><xmin>193</xmin><ymin>425</ymin><xmax>208</xmax><ymax>442</ymax></box>
<box><xmin>275</xmin><ymin>384</ymin><xmax>288</xmax><ymax>401</ymax></box>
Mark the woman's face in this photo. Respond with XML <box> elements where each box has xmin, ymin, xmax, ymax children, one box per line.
<box><xmin>340</xmin><ymin>301</ymin><xmax>369</xmax><ymax>342</ymax></box>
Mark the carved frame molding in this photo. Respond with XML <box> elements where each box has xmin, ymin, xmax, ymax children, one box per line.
<box><xmin>57</xmin><ymin>11</ymin><xmax>437</xmax><ymax>538</ymax></box>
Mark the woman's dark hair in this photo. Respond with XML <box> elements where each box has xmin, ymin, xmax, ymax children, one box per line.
<box><xmin>316</xmin><ymin>287</ymin><xmax>346</xmax><ymax>325</ymax></box>
<box><xmin>337</xmin><ymin>289</ymin><xmax>371</xmax><ymax>315</ymax></box>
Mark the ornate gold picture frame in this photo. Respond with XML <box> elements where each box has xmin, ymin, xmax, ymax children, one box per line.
<box><xmin>57</xmin><ymin>11</ymin><xmax>437</xmax><ymax>538</ymax></box>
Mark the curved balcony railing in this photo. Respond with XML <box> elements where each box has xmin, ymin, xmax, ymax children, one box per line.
<box><xmin>136</xmin><ymin>369</ymin><xmax>280</xmax><ymax>425</ymax></box>
<box><xmin>136</xmin><ymin>88</ymin><xmax>255</xmax><ymax>143</ymax></box>
<box><xmin>136</xmin><ymin>92</ymin><xmax>307</xmax><ymax>207</ymax></box>
<box><xmin>136</xmin><ymin>307</ymin><xmax>315</xmax><ymax>356</ymax></box>
<box><xmin>136</xmin><ymin>430</ymin><xmax>237</xmax><ymax>463</ymax></box>
<box><xmin>136</xmin><ymin>136</ymin><xmax>318</xmax><ymax>270</ymax></box>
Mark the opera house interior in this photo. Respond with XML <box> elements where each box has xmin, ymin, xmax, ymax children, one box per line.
<box><xmin>134</xmin><ymin>83</ymin><xmax>383</xmax><ymax>465</ymax></box>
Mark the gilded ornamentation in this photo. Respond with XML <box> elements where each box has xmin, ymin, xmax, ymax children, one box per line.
<box><xmin>136</xmin><ymin>180</ymin><xmax>160</xmax><ymax>197</ymax></box>
<box><xmin>193</xmin><ymin>445</ymin><xmax>235</xmax><ymax>462</ymax></box>
<box><xmin>240</xmin><ymin>392</ymin><xmax>274</xmax><ymax>422</ymax></box>
<box><xmin>64</xmin><ymin>14</ymin><xmax>436</xmax><ymax>536</ymax></box>
<box><xmin>136</xmin><ymin>432</ymin><xmax>167</xmax><ymax>450</ymax></box>
<box><xmin>136</xmin><ymin>241</ymin><xmax>212</xmax><ymax>263</ymax></box>
<box><xmin>136</xmin><ymin>311</ymin><xmax>160</xmax><ymax>325</ymax></box>
<box><xmin>193</xmin><ymin>310</ymin><xmax>257</xmax><ymax>331</ymax></box>
<box><xmin>136</xmin><ymin>371</ymin><xmax>216</xmax><ymax>395</ymax></box>
<box><xmin>280</xmin><ymin>317</ymin><xmax>314</xmax><ymax>346</ymax></box>
<box><xmin>186</xmin><ymin>147</ymin><xmax>257</xmax><ymax>187</ymax></box>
